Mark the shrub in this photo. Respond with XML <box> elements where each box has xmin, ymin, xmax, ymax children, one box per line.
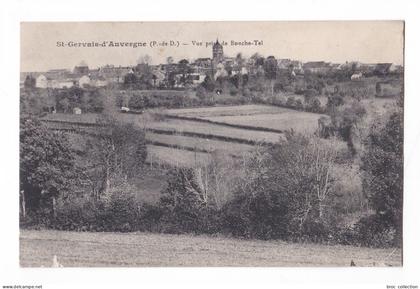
<box><xmin>353</xmin><ymin>215</ymin><xmax>397</xmax><ymax>247</ymax></box>
<box><xmin>157</xmin><ymin>168</ymin><xmax>217</xmax><ymax>234</ymax></box>
<box><xmin>295</xmin><ymin>99</ymin><xmax>304</xmax><ymax>110</ymax></box>
<box><xmin>327</xmin><ymin>94</ymin><xmax>344</xmax><ymax>109</ymax></box>
<box><xmin>223</xmin><ymin>134</ymin><xmax>341</xmax><ymax>241</ymax></box>
<box><xmin>101</xmin><ymin>184</ymin><xmax>140</xmax><ymax>232</ymax></box>
<box><xmin>286</xmin><ymin>96</ymin><xmax>296</xmax><ymax>107</ymax></box>
<box><xmin>304</xmin><ymin>88</ymin><xmax>318</xmax><ymax>102</ymax></box>
<box><xmin>361</xmin><ymin>109</ymin><xmax>403</xmax><ymax>246</ymax></box>
<box><xmin>230</xmin><ymin>86</ymin><xmax>239</xmax><ymax>96</ymax></box>
<box><xmin>309</xmin><ymin>97</ymin><xmax>322</xmax><ymax>113</ymax></box>
<box><xmin>196</xmin><ymin>86</ymin><xmax>206</xmax><ymax>99</ymax></box>
<box><xmin>49</xmin><ymin>183</ymin><xmax>140</xmax><ymax>232</ymax></box>
<box><xmin>128</xmin><ymin>94</ymin><xmax>146</xmax><ymax>110</ymax></box>
<box><xmin>242</xmin><ymin>88</ymin><xmax>252</xmax><ymax>100</ymax></box>
<box><xmin>53</xmin><ymin>196</ymin><xmax>102</xmax><ymax>231</ymax></box>
<box><xmin>273</xmin><ymin>82</ymin><xmax>284</xmax><ymax>93</ymax></box>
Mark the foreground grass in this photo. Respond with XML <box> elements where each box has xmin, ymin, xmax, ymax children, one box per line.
<box><xmin>20</xmin><ymin>230</ymin><xmax>402</xmax><ymax>267</ymax></box>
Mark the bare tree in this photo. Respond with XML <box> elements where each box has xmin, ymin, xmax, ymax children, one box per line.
<box><xmin>137</xmin><ymin>54</ymin><xmax>152</xmax><ymax>65</ymax></box>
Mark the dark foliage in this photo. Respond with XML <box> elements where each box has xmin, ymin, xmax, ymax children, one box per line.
<box><xmin>20</xmin><ymin>117</ymin><xmax>76</xmax><ymax>214</ymax></box>
<box><xmin>361</xmin><ymin>108</ymin><xmax>403</xmax><ymax>246</ymax></box>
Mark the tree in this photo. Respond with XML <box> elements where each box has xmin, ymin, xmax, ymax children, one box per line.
<box><xmin>310</xmin><ymin>98</ymin><xmax>322</xmax><ymax>113</ymax></box>
<box><xmin>251</xmin><ymin>53</ymin><xmax>264</xmax><ymax>66</ymax></box>
<box><xmin>235</xmin><ymin>53</ymin><xmax>245</xmax><ymax>89</ymax></box>
<box><xmin>137</xmin><ymin>54</ymin><xmax>152</xmax><ymax>65</ymax></box>
<box><xmin>128</xmin><ymin>94</ymin><xmax>146</xmax><ymax>110</ymax></box>
<box><xmin>361</xmin><ymin>108</ymin><xmax>403</xmax><ymax>244</ymax></box>
<box><xmin>178</xmin><ymin>59</ymin><xmax>190</xmax><ymax>85</ymax></box>
<box><xmin>264</xmin><ymin>56</ymin><xmax>278</xmax><ymax>95</ymax></box>
<box><xmin>266</xmin><ymin>134</ymin><xmax>338</xmax><ymax>229</ymax></box>
<box><xmin>226</xmin><ymin>133</ymin><xmax>339</xmax><ymax>240</ymax></box>
<box><xmin>329</xmin><ymin>101</ymin><xmax>367</xmax><ymax>154</ymax></box>
<box><xmin>327</xmin><ymin>94</ymin><xmax>344</xmax><ymax>110</ymax></box>
<box><xmin>84</xmin><ymin>115</ymin><xmax>147</xmax><ymax>198</ymax></box>
<box><xmin>123</xmin><ymin>73</ymin><xmax>139</xmax><ymax>87</ymax></box>
<box><xmin>194</xmin><ymin>151</ymin><xmax>238</xmax><ymax>210</ymax></box>
<box><xmin>20</xmin><ymin>117</ymin><xmax>76</xmax><ymax>216</ymax></box>
<box><xmin>201</xmin><ymin>75</ymin><xmax>215</xmax><ymax>92</ymax></box>
<box><xmin>24</xmin><ymin>75</ymin><xmax>36</xmax><ymax>89</ymax></box>
<box><xmin>58</xmin><ymin>98</ymin><xmax>70</xmax><ymax>113</ymax></box>
<box><xmin>286</xmin><ymin>96</ymin><xmax>296</xmax><ymax>108</ymax></box>
<box><xmin>89</xmin><ymin>92</ymin><xmax>105</xmax><ymax>113</ymax></box>
<box><xmin>166</xmin><ymin>56</ymin><xmax>174</xmax><ymax>65</ymax></box>
<box><xmin>158</xmin><ymin>168</ymin><xmax>209</xmax><ymax>233</ymax></box>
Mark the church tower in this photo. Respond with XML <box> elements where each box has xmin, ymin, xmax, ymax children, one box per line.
<box><xmin>212</xmin><ymin>39</ymin><xmax>224</xmax><ymax>64</ymax></box>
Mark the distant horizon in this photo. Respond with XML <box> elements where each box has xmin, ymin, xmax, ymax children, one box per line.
<box><xmin>21</xmin><ymin>22</ymin><xmax>404</xmax><ymax>72</ymax></box>
<box><xmin>20</xmin><ymin>58</ymin><xmax>404</xmax><ymax>74</ymax></box>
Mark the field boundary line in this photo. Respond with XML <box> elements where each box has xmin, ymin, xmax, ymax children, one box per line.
<box><xmin>40</xmin><ymin>119</ymin><xmax>275</xmax><ymax>146</ymax></box>
<box><xmin>161</xmin><ymin>113</ymin><xmax>286</xmax><ymax>134</ymax></box>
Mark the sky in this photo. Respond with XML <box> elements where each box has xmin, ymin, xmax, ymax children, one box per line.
<box><xmin>21</xmin><ymin>21</ymin><xmax>404</xmax><ymax>72</ymax></box>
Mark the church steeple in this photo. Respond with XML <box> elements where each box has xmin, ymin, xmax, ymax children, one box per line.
<box><xmin>212</xmin><ymin>38</ymin><xmax>223</xmax><ymax>63</ymax></box>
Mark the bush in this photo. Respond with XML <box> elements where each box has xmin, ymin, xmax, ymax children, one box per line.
<box><xmin>304</xmin><ymin>88</ymin><xmax>318</xmax><ymax>102</ymax></box>
<box><xmin>273</xmin><ymin>82</ymin><xmax>284</xmax><ymax>93</ymax></box>
<box><xmin>327</xmin><ymin>94</ymin><xmax>344</xmax><ymax>109</ymax></box>
<box><xmin>53</xmin><ymin>196</ymin><xmax>102</xmax><ymax>231</ymax></box>
<box><xmin>157</xmin><ymin>168</ymin><xmax>220</xmax><ymax>234</ymax></box>
<box><xmin>309</xmin><ymin>97</ymin><xmax>322</xmax><ymax>113</ymax></box>
<box><xmin>101</xmin><ymin>185</ymin><xmax>140</xmax><ymax>232</ymax></box>
<box><xmin>353</xmin><ymin>215</ymin><xmax>397</xmax><ymax>247</ymax></box>
<box><xmin>196</xmin><ymin>86</ymin><xmax>206</xmax><ymax>99</ymax></box>
<box><xmin>295</xmin><ymin>99</ymin><xmax>304</xmax><ymax>110</ymax></box>
<box><xmin>361</xmin><ymin>109</ymin><xmax>403</xmax><ymax>245</ymax></box>
<box><xmin>230</xmin><ymin>86</ymin><xmax>239</xmax><ymax>96</ymax></box>
<box><xmin>286</xmin><ymin>96</ymin><xmax>296</xmax><ymax>107</ymax></box>
<box><xmin>243</xmin><ymin>87</ymin><xmax>252</xmax><ymax>99</ymax></box>
<box><xmin>129</xmin><ymin>94</ymin><xmax>146</xmax><ymax>110</ymax></box>
<box><xmin>221</xmin><ymin>134</ymin><xmax>341</xmax><ymax>241</ymax></box>
<box><xmin>38</xmin><ymin>182</ymin><xmax>142</xmax><ymax>232</ymax></box>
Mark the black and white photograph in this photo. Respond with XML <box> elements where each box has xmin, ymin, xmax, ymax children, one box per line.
<box><xmin>17</xmin><ymin>21</ymin><xmax>404</xmax><ymax>267</ymax></box>
<box><xmin>3</xmin><ymin>0</ymin><xmax>420</xmax><ymax>286</ymax></box>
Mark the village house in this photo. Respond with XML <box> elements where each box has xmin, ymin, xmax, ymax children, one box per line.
<box><xmin>35</xmin><ymin>73</ymin><xmax>90</xmax><ymax>89</ymax></box>
<box><xmin>277</xmin><ymin>59</ymin><xmax>292</xmax><ymax>70</ymax></box>
<box><xmin>351</xmin><ymin>72</ymin><xmax>363</xmax><ymax>81</ymax></box>
<box><xmin>73</xmin><ymin>61</ymin><xmax>89</xmax><ymax>75</ymax></box>
<box><xmin>150</xmin><ymin>69</ymin><xmax>166</xmax><ymax>87</ymax></box>
<box><xmin>90</xmin><ymin>75</ymin><xmax>108</xmax><ymax>87</ymax></box>
<box><xmin>192</xmin><ymin>58</ymin><xmax>212</xmax><ymax>74</ymax></box>
<box><xmin>290</xmin><ymin>60</ymin><xmax>304</xmax><ymax>74</ymax></box>
<box><xmin>50</xmin><ymin>79</ymin><xmax>77</xmax><ymax>89</ymax></box>
<box><xmin>46</xmin><ymin>69</ymin><xmax>71</xmax><ymax>78</ymax></box>
<box><xmin>36</xmin><ymin>74</ymin><xmax>75</xmax><ymax>89</ymax></box>
<box><xmin>35</xmin><ymin>74</ymin><xmax>49</xmax><ymax>88</ymax></box>
<box><xmin>374</xmin><ymin>63</ymin><xmax>397</xmax><ymax>75</ymax></box>
<box><xmin>73</xmin><ymin>107</ymin><xmax>82</xmax><ymax>115</ymax></box>
<box><xmin>187</xmin><ymin>73</ymin><xmax>206</xmax><ymax>85</ymax></box>
<box><xmin>303</xmin><ymin>61</ymin><xmax>332</xmax><ymax>74</ymax></box>
<box><xmin>98</xmin><ymin>65</ymin><xmax>133</xmax><ymax>83</ymax></box>
<box><xmin>78</xmin><ymin>75</ymin><xmax>91</xmax><ymax>88</ymax></box>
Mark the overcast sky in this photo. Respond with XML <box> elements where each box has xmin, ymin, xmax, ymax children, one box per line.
<box><xmin>21</xmin><ymin>21</ymin><xmax>404</xmax><ymax>72</ymax></box>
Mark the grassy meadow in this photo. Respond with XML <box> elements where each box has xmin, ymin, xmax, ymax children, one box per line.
<box><xmin>20</xmin><ymin>229</ymin><xmax>402</xmax><ymax>267</ymax></box>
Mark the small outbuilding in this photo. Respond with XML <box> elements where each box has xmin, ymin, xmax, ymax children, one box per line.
<box><xmin>73</xmin><ymin>107</ymin><xmax>82</xmax><ymax>115</ymax></box>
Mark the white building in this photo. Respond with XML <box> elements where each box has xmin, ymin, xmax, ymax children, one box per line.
<box><xmin>188</xmin><ymin>73</ymin><xmax>206</xmax><ymax>85</ymax></box>
<box><xmin>50</xmin><ymin>79</ymin><xmax>75</xmax><ymax>89</ymax></box>
<box><xmin>35</xmin><ymin>75</ymin><xmax>48</xmax><ymax>88</ymax></box>
<box><xmin>78</xmin><ymin>75</ymin><xmax>91</xmax><ymax>87</ymax></box>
